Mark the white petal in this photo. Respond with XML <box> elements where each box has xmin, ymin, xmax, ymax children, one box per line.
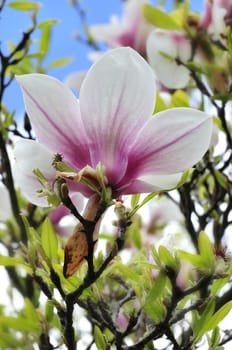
<box><xmin>146</xmin><ymin>29</ymin><xmax>191</xmax><ymax>89</ymax></box>
<box><xmin>14</xmin><ymin>139</ymin><xmax>56</xmax><ymax>207</ymax></box>
<box><xmin>139</xmin><ymin>173</ymin><xmax>182</xmax><ymax>190</ymax></box>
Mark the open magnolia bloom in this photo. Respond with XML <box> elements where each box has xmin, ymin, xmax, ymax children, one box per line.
<box><xmin>146</xmin><ymin>29</ymin><xmax>192</xmax><ymax>89</ymax></box>
<box><xmin>15</xmin><ymin>47</ymin><xmax>212</xmax><ymax>207</ymax></box>
<box><xmin>90</xmin><ymin>0</ymin><xmax>153</xmax><ymax>56</ymax></box>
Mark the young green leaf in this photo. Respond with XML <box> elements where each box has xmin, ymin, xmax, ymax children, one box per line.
<box><xmin>158</xmin><ymin>245</ymin><xmax>178</xmax><ymax>271</ymax></box>
<box><xmin>143</xmin><ymin>4</ymin><xmax>181</xmax><ymax>30</ymax></box>
<box><xmin>8</xmin><ymin>1</ymin><xmax>41</xmax><ymax>11</ymax></box>
<box><xmin>145</xmin><ymin>271</ymin><xmax>168</xmax><ymax>303</ymax></box>
<box><xmin>198</xmin><ymin>231</ymin><xmax>214</xmax><ymax>269</ymax></box>
<box><xmin>41</xmin><ymin>218</ymin><xmax>58</xmax><ymax>261</ymax></box>
<box><xmin>94</xmin><ymin>325</ymin><xmax>106</xmax><ymax>350</ymax></box>
<box><xmin>203</xmin><ymin>301</ymin><xmax>232</xmax><ymax>333</ymax></box>
<box><xmin>193</xmin><ymin>299</ymin><xmax>215</xmax><ymax>340</ymax></box>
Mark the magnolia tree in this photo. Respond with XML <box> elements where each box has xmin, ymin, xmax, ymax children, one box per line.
<box><xmin>1</xmin><ymin>0</ymin><xmax>232</xmax><ymax>349</ymax></box>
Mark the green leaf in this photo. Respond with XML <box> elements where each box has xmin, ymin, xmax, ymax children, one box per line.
<box><xmin>204</xmin><ymin>301</ymin><xmax>232</xmax><ymax>333</ymax></box>
<box><xmin>131</xmin><ymin>194</ymin><xmax>140</xmax><ymax>210</ymax></box>
<box><xmin>144</xmin><ymin>298</ymin><xmax>166</xmax><ymax>323</ymax></box>
<box><xmin>8</xmin><ymin>1</ymin><xmax>41</xmax><ymax>10</ymax></box>
<box><xmin>39</xmin><ymin>26</ymin><xmax>51</xmax><ymax>60</ymax></box>
<box><xmin>176</xmin><ymin>168</ymin><xmax>193</xmax><ymax>188</ymax></box>
<box><xmin>24</xmin><ymin>298</ymin><xmax>40</xmax><ymax>324</ymax></box>
<box><xmin>94</xmin><ymin>325</ymin><xmax>106</xmax><ymax>350</ymax></box>
<box><xmin>178</xmin><ymin>250</ymin><xmax>202</xmax><ymax>267</ymax></box>
<box><xmin>143</xmin><ymin>4</ymin><xmax>181</xmax><ymax>30</ymax></box>
<box><xmin>0</xmin><ymin>255</ymin><xmax>32</xmax><ymax>273</ymax></box>
<box><xmin>154</xmin><ymin>92</ymin><xmax>167</xmax><ymax>113</ymax></box>
<box><xmin>198</xmin><ymin>231</ymin><xmax>214</xmax><ymax>268</ymax></box>
<box><xmin>158</xmin><ymin>245</ymin><xmax>178</xmax><ymax>271</ymax></box>
<box><xmin>38</xmin><ymin>19</ymin><xmax>58</xmax><ymax>28</ymax></box>
<box><xmin>214</xmin><ymin>170</ymin><xmax>229</xmax><ymax>190</ymax></box>
<box><xmin>129</xmin><ymin>192</ymin><xmax>158</xmax><ymax>218</ymax></box>
<box><xmin>0</xmin><ymin>255</ymin><xmax>24</xmax><ymax>267</ymax></box>
<box><xmin>145</xmin><ymin>271</ymin><xmax>168</xmax><ymax>303</ymax></box>
<box><xmin>0</xmin><ymin>316</ymin><xmax>40</xmax><ymax>333</ymax></box>
<box><xmin>193</xmin><ymin>299</ymin><xmax>215</xmax><ymax>340</ymax></box>
<box><xmin>169</xmin><ymin>90</ymin><xmax>190</xmax><ymax>108</ymax></box>
<box><xmin>211</xmin><ymin>326</ymin><xmax>221</xmax><ymax>347</ymax></box>
<box><xmin>41</xmin><ymin>218</ymin><xmax>58</xmax><ymax>261</ymax></box>
<box><xmin>48</xmin><ymin>57</ymin><xmax>73</xmax><ymax>69</ymax></box>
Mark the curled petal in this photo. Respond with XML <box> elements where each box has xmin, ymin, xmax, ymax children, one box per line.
<box><xmin>14</xmin><ymin>139</ymin><xmax>56</xmax><ymax>207</ymax></box>
<box><xmin>16</xmin><ymin>74</ymin><xmax>91</xmax><ymax>170</ymax></box>
<box><xmin>80</xmin><ymin>47</ymin><xmax>156</xmax><ymax>183</ymax></box>
<box><xmin>146</xmin><ymin>29</ymin><xmax>191</xmax><ymax>89</ymax></box>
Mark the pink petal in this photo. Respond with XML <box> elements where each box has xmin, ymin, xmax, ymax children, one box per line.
<box><xmin>16</xmin><ymin>74</ymin><xmax>91</xmax><ymax>170</ymax></box>
<box><xmin>14</xmin><ymin>140</ymin><xmax>56</xmax><ymax>207</ymax></box>
<box><xmin>125</xmin><ymin>108</ymin><xmax>212</xmax><ymax>178</ymax></box>
<box><xmin>146</xmin><ymin>29</ymin><xmax>191</xmax><ymax>89</ymax></box>
<box><xmin>80</xmin><ymin>47</ymin><xmax>156</xmax><ymax>183</ymax></box>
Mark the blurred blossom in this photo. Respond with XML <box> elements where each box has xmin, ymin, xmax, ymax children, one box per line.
<box><xmin>116</xmin><ymin>312</ymin><xmax>129</xmax><ymax>332</ymax></box>
<box><xmin>146</xmin><ymin>29</ymin><xmax>192</xmax><ymax>89</ymax></box>
<box><xmin>199</xmin><ymin>0</ymin><xmax>232</xmax><ymax>39</ymax></box>
<box><xmin>0</xmin><ymin>182</ymin><xmax>12</xmax><ymax>221</ymax></box>
<box><xmin>144</xmin><ymin>196</ymin><xmax>184</xmax><ymax>234</ymax></box>
<box><xmin>15</xmin><ymin>47</ymin><xmax>212</xmax><ymax>206</ymax></box>
<box><xmin>90</xmin><ymin>0</ymin><xmax>153</xmax><ymax>56</ymax></box>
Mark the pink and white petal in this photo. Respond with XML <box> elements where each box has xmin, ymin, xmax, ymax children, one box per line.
<box><xmin>80</xmin><ymin>47</ymin><xmax>156</xmax><ymax>181</ymax></box>
<box><xmin>90</xmin><ymin>17</ymin><xmax>123</xmax><ymax>47</ymax></box>
<box><xmin>146</xmin><ymin>29</ymin><xmax>191</xmax><ymax>89</ymax></box>
<box><xmin>16</xmin><ymin>74</ymin><xmax>91</xmax><ymax>169</ymax></box>
<box><xmin>14</xmin><ymin>139</ymin><xmax>56</xmax><ymax>207</ymax></box>
<box><xmin>127</xmin><ymin>108</ymin><xmax>212</xmax><ymax>176</ymax></box>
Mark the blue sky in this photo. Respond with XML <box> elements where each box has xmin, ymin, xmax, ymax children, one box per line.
<box><xmin>1</xmin><ymin>0</ymin><xmax>203</xmax><ymax>112</ymax></box>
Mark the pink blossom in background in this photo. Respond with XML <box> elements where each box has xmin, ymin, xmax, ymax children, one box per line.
<box><xmin>90</xmin><ymin>0</ymin><xmax>153</xmax><ymax>56</ymax></box>
<box><xmin>15</xmin><ymin>47</ymin><xmax>212</xmax><ymax>207</ymax></box>
<box><xmin>199</xmin><ymin>0</ymin><xmax>232</xmax><ymax>39</ymax></box>
<box><xmin>49</xmin><ymin>192</ymin><xmax>84</xmax><ymax>236</ymax></box>
<box><xmin>146</xmin><ymin>29</ymin><xmax>192</xmax><ymax>89</ymax></box>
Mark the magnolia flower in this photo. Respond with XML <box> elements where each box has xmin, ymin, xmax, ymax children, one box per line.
<box><xmin>199</xmin><ymin>0</ymin><xmax>232</xmax><ymax>40</ymax></box>
<box><xmin>146</xmin><ymin>29</ymin><xmax>192</xmax><ymax>89</ymax></box>
<box><xmin>15</xmin><ymin>47</ymin><xmax>212</xmax><ymax>207</ymax></box>
<box><xmin>90</xmin><ymin>0</ymin><xmax>153</xmax><ymax>56</ymax></box>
